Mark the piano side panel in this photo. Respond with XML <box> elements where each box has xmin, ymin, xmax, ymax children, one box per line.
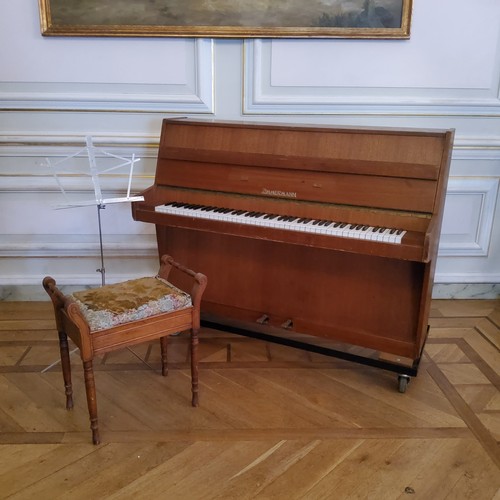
<box><xmin>157</xmin><ymin>226</ymin><xmax>427</xmax><ymax>359</ymax></box>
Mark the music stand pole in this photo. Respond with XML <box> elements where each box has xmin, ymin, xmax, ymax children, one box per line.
<box><xmin>96</xmin><ymin>203</ymin><xmax>106</xmax><ymax>286</ymax></box>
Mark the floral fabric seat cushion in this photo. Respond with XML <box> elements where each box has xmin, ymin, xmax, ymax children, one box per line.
<box><xmin>70</xmin><ymin>276</ymin><xmax>192</xmax><ymax>332</ymax></box>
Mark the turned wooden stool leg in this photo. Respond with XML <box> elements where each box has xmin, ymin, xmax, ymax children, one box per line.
<box><xmin>58</xmin><ymin>331</ymin><xmax>74</xmax><ymax>410</ymax></box>
<box><xmin>190</xmin><ymin>328</ymin><xmax>199</xmax><ymax>407</ymax></box>
<box><xmin>160</xmin><ymin>336</ymin><xmax>168</xmax><ymax>376</ymax></box>
<box><xmin>83</xmin><ymin>360</ymin><xmax>100</xmax><ymax>445</ymax></box>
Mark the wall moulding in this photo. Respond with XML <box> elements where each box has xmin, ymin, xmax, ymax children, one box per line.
<box><xmin>438</xmin><ymin>178</ymin><xmax>499</xmax><ymax>257</ymax></box>
<box><xmin>2</xmin><ymin>132</ymin><xmax>500</xmax><ymax>154</ymax></box>
<box><xmin>243</xmin><ymin>39</ymin><xmax>500</xmax><ymax>116</ymax></box>
<box><xmin>0</xmin><ymin>234</ymin><xmax>156</xmax><ymax>259</ymax></box>
<box><xmin>0</xmin><ymin>39</ymin><xmax>214</xmax><ymax>113</ymax></box>
<box><xmin>0</xmin><ymin>134</ymin><xmax>160</xmax><ymax>155</ymax></box>
<box><xmin>2</xmin><ymin>134</ymin><xmax>500</xmax><ymax>194</ymax></box>
<box><xmin>0</xmin><ymin>134</ymin><xmax>159</xmax><ymax>193</ymax></box>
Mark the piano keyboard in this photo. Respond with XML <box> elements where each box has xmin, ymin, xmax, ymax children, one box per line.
<box><xmin>155</xmin><ymin>202</ymin><xmax>407</xmax><ymax>244</ymax></box>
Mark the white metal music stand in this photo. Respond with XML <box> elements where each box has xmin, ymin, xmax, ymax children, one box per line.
<box><xmin>42</xmin><ymin>137</ymin><xmax>152</xmax><ymax>373</ymax></box>
<box><xmin>45</xmin><ymin>136</ymin><xmax>144</xmax><ymax>286</ymax></box>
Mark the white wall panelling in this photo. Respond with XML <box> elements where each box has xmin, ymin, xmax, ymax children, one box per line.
<box><xmin>1</xmin><ymin>1</ymin><xmax>500</xmax><ymax>298</ymax></box>
<box><xmin>0</xmin><ymin>38</ymin><xmax>214</xmax><ymax>113</ymax></box>
<box><xmin>0</xmin><ymin>2</ymin><xmax>214</xmax><ymax>113</ymax></box>
<box><xmin>243</xmin><ymin>0</ymin><xmax>500</xmax><ymax>116</ymax></box>
<box><xmin>439</xmin><ymin>178</ymin><xmax>499</xmax><ymax>256</ymax></box>
<box><xmin>245</xmin><ymin>39</ymin><xmax>500</xmax><ymax>116</ymax></box>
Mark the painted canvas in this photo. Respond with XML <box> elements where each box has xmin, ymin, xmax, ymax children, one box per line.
<box><xmin>39</xmin><ymin>0</ymin><xmax>412</xmax><ymax>38</ymax></box>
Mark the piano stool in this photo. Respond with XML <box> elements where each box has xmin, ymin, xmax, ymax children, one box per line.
<box><xmin>42</xmin><ymin>254</ymin><xmax>207</xmax><ymax>445</ymax></box>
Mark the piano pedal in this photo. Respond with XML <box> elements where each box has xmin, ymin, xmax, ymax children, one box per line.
<box><xmin>281</xmin><ymin>319</ymin><xmax>293</xmax><ymax>330</ymax></box>
<box><xmin>256</xmin><ymin>314</ymin><xmax>269</xmax><ymax>325</ymax></box>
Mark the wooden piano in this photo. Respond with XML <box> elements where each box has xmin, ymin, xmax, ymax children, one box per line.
<box><xmin>132</xmin><ymin>119</ymin><xmax>454</xmax><ymax>391</ymax></box>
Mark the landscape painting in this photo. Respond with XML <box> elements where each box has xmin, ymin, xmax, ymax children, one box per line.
<box><xmin>39</xmin><ymin>0</ymin><xmax>412</xmax><ymax>38</ymax></box>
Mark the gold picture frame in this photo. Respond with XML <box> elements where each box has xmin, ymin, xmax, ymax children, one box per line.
<box><xmin>39</xmin><ymin>0</ymin><xmax>412</xmax><ymax>39</ymax></box>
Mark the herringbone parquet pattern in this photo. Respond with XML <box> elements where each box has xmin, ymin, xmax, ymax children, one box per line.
<box><xmin>0</xmin><ymin>300</ymin><xmax>499</xmax><ymax>499</ymax></box>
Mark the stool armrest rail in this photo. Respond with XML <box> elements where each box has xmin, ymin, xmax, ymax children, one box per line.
<box><xmin>42</xmin><ymin>277</ymin><xmax>88</xmax><ymax>333</ymax></box>
<box><xmin>158</xmin><ymin>254</ymin><xmax>208</xmax><ymax>327</ymax></box>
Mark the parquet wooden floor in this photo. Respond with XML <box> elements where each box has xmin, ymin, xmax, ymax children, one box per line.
<box><xmin>0</xmin><ymin>300</ymin><xmax>499</xmax><ymax>499</ymax></box>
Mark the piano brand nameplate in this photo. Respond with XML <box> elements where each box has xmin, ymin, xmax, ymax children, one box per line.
<box><xmin>261</xmin><ymin>188</ymin><xmax>297</xmax><ymax>199</ymax></box>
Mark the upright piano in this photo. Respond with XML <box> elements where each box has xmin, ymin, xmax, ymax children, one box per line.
<box><xmin>132</xmin><ymin>119</ymin><xmax>454</xmax><ymax>391</ymax></box>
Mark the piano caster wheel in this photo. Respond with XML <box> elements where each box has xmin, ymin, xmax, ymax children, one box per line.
<box><xmin>397</xmin><ymin>374</ymin><xmax>410</xmax><ymax>393</ymax></box>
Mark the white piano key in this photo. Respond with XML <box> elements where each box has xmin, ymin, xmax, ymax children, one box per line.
<box><xmin>155</xmin><ymin>203</ymin><xmax>406</xmax><ymax>245</ymax></box>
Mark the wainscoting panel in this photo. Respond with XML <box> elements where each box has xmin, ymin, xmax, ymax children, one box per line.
<box><xmin>1</xmin><ymin>135</ymin><xmax>500</xmax><ymax>297</ymax></box>
<box><xmin>0</xmin><ymin>38</ymin><xmax>214</xmax><ymax>113</ymax></box>
<box><xmin>0</xmin><ymin>2</ymin><xmax>214</xmax><ymax>113</ymax></box>
<box><xmin>1</xmin><ymin>2</ymin><xmax>500</xmax><ymax>299</ymax></box>
<box><xmin>243</xmin><ymin>0</ymin><xmax>500</xmax><ymax>116</ymax></box>
<box><xmin>439</xmin><ymin>178</ymin><xmax>499</xmax><ymax>257</ymax></box>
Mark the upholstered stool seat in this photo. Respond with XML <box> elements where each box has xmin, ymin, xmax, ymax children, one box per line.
<box><xmin>43</xmin><ymin>255</ymin><xmax>207</xmax><ymax>445</ymax></box>
<box><xmin>69</xmin><ymin>276</ymin><xmax>193</xmax><ymax>332</ymax></box>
